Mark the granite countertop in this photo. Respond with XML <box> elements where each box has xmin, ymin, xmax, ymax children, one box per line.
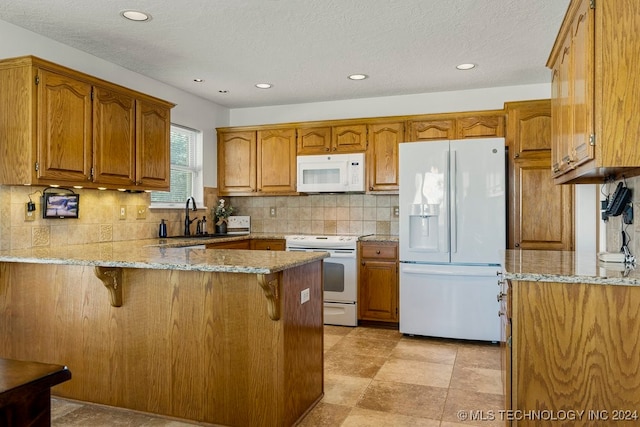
<box><xmin>503</xmin><ymin>249</ymin><xmax>640</xmax><ymax>286</ymax></box>
<box><xmin>359</xmin><ymin>235</ymin><xmax>399</xmax><ymax>243</ymax></box>
<box><xmin>0</xmin><ymin>239</ymin><xmax>327</xmax><ymax>274</ymax></box>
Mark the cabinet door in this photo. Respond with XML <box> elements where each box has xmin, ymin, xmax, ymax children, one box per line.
<box><xmin>511</xmin><ymin>156</ymin><xmax>573</xmax><ymax>250</ymax></box>
<box><xmin>296</xmin><ymin>126</ymin><xmax>331</xmax><ymax>154</ymax></box>
<box><xmin>36</xmin><ymin>69</ymin><xmax>93</xmax><ymax>182</ymax></box>
<box><xmin>359</xmin><ymin>260</ymin><xmax>398</xmax><ymax>322</ymax></box>
<box><xmin>92</xmin><ymin>86</ymin><xmax>136</xmax><ymax>186</ymax></box>
<box><xmin>407</xmin><ymin>119</ymin><xmax>455</xmax><ymax>141</ymax></box>
<box><xmin>506</xmin><ymin>100</ymin><xmax>551</xmax><ymax>158</ymax></box>
<box><xmin>332</xmin><ymin>124</ymin><xmax>367</xmax><ymax>152</ymax></box>
<box><xmin>136</xmin><ymin>99</ymin><xmax>171</xmax><ymax>189</ymax></box>
<box><xmin>367</xmin><ymin>122</ymin><xmax>402</xmax><ymax>192</ymax></box>
<box><xmin>457</xmin><ymin>115</ymin><xmax>505</xmax><ymax>139</ymax></box>
<box><xmin>257</xmin><ymin>128</ymin><xmax>297</xmax><ymax>193</ymax></box>
<box><xmin>570</xmin><ymin>0</ymin><xmax>594</xmax><ymax>168</ymax></box>
<box><xmin>218</xmin><ymin>131</ymin><xmax>257</xmax><ymax>195</ymax></box>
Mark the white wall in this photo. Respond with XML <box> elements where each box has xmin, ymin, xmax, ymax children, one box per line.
<box><xmin>0</xmin><ymin>19</ymin><xmax>229</xmax><ymax>188</ymax></box>
<box><xmin>229</xmin><ymin>84</ymin><xmax>552</xmax><ymax>126</ymax></box>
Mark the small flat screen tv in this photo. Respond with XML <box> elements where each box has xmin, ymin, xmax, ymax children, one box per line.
<box><xmin>43</xmin><ymin>193</ymin><xmax>80</xmax><ymax>219</ymax></box>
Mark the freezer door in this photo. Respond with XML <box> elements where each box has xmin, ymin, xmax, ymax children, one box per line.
<box><xmin>399</xmin><ymin>140</ymin><xmax>450</xmax><ymax>263</ymax></box>
<box><xmin>399</xmin><ymin>263</ymin><xmax>501</xmax><ymax>341</ymax></box>
<box><xmin>450</xmin><ymin>138</ymin><xmax>505</xmax><ymax>264</ymax></box>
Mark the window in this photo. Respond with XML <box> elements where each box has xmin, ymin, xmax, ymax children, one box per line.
<box><xmin>150</xmin><ymin>124</ymin><xmax>203</xmax><ymax>207</ymax></box>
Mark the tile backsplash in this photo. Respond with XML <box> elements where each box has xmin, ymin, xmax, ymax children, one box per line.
<box><xmin>227</xmin><ymin>194</ymin><xmax>399</xmax><ymax>236</ymax></box>
<box><xmin>0</xmin><ymin>186</ymin><xmax>398</xmax><ymax>250</ymax></box>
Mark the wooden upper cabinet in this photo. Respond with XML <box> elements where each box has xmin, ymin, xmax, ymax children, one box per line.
<box><xmin>217</xmin><ymin>131</ymin><xmax>257</xmax><ymax>195</ymax></box>
<box><xmin>257</xmin><ymin>128</ymin><xmax>297</xmax><ymax>193</ymax></box>
<box><xmin>506</xmin><ymin>99</ymin><xmax>552</xmax><ymax>159</ymax></box>
<box><xmin>456</xmin><ymin>114</ymin><xmax>505</xmax><ymax>139</ymax></box>
<box><xmin>217</xmin><ymin>127</ymin><xmax>297</xmax><ymax>196</ymax></box>
<box><xmin>0</xmin><ymin>55</ymin><xmax>174</xmax><ymax>189</ymax></box>
<box><xmin>36</xmin><ymin>69</ymin><xmax>93</xmax><ymax>183</ymax></box>
<box><xmin>332</xmin><ymin>124</ymin><xmax>367</xmax><ymax>152</ymax></box>
<box><xmin>407</xmin><ymin>119</ymin><xmax>455</xmax><ymax>141</ymax></box>
<box><xmin>136</xmin><ymin>99</ymin><xmax>171</xmax><ymax>189</ymax></box>
<box><xmin>92</xmin><ymin>85</ymin><xmax>136</xmax><ymax>186</ymax></box>
<box><xmin>548</xmin><ymin>0</ymin><xmax>640</xmax><ymax>184</ymax></box>
<box><xmin>296</xmin><ymin>126</ymin><xmax>331</xmax><ymax>154</ymax></box>
<box><xmin>367</xmin><ymin>121</ymin><xmax>403</xmax><ymax>192</ymax></box>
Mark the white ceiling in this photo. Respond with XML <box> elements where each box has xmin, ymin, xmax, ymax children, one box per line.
<box><xmin>0</xmin><ymin>0</ymin><xmax>570</xmax><ymax>109</ymax></box>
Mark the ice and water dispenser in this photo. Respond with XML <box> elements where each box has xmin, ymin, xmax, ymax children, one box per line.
<box><xmin>408</xmin><ymin>203</ymin><xmax>445</xmax><ymax>252</ymax></box>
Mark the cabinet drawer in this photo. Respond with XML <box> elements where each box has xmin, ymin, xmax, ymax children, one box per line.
<box><xmin>250</xmin><ymin>239</ymin><xmax>285</xmax><ymax>251</ymax></box>
<box><xmin>361</xmin><ymin>244</ymin><xmax>398</xmax><ymax>260</ymax></box>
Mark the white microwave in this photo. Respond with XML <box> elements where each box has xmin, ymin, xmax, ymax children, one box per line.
<box><xmin>296</xmin><ymin>153</ymin><xmax>365</xmax><ymax>193</ymax></box>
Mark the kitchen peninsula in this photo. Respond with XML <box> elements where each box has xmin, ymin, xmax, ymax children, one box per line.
<box><xmin>0</xmin><ymin>239</ymin><xmax>327</xmax><ymax>426</ymax></box>
<box><xmin>502</xmin><ymin>250</ymin><xmax>640</xmax><ymax>425</ymax></box>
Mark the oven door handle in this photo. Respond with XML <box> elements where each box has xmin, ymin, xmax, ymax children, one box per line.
<box><xmin>325</xmin><ymin>252</ymin><xmax>356</xmax><ymax>259</ymax></box>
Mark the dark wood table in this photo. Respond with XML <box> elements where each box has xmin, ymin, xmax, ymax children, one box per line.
<box><xmin>0</xmin><ymin>358</ymin><xmax>71</xmax><ymax>427</ymax></box>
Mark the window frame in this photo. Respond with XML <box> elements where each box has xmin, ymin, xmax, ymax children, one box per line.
<box><xmin>150</xmin><ymin>124</ymin><xmax>204</xmax><ymax>209</ymax></box>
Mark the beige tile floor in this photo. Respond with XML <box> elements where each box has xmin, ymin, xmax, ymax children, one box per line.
<box><xmin>51</xmin><ymin>325</ymin><xmax>504</xmax><ymax>427</ymax></box>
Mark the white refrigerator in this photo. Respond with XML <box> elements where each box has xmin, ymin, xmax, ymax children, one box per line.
<box><xmin>399</xmin><ymin>138</ymin><xmax>505</xmax><ymax>341</ymax></box>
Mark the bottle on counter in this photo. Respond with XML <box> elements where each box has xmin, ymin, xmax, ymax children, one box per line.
<box><xmin>201</xmin><ymin>216</ymin><xmax>208</xmax><ymax>235</ymax></box>
<box><xmin>159</xmin><ymin>219</ymin><xmax>167</xmax><ymax>238</ymax></box>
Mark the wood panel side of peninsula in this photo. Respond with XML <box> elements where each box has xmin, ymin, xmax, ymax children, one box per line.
<box><xmin>0</xmin><ymin>260</ymin><xmax>324</xmax><ymax>427</ymax></box>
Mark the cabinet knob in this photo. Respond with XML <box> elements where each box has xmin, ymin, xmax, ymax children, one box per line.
<box><xmin>369</xmin><ymin>186</ymin><xmax>374</xmax><ymax>191</ymax></box>
<box><xmin>514</xmin><ymin>153</ymin><xmax>520</xmax><ymax>158</ymax></box>
<box><xmin>266</xmin><ymin>246</ymin><xmax>271</xmax><ymax>250</ymax></box>
<box><xmin>515</xmin><ymin>243</ymin><xmax>520</xmax><ymax>247</ymax></box>
<box><xmin>325</xmin><ymin>147</ymin><xmax>330</xmax><ymax>151</ymax></box>
<box><xmin>497</xmin><ymin>292</ymin><xmax>506</xmax><ymax>302</ymax></box>
<box><xmin>333</xmin><ymin>147</ymin><xmax>337</xmax><ymax>151</ymax></box>
<box><xmin>498</xmin><ymin>310</ymin><xmax>505</xmax><ymax>317</ymax></box>
<box><xmin>361</xmin><ymin>261</ymin><xmax>365</xmax><ymax>266</ymax></box>
<box><xmin>376</xmin><ymin>250</ymin><xmax>381</xmax><ymax>254</ymax></box>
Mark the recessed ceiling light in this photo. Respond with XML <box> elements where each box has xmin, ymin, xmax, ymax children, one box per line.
<box><xmin>348</xmin><ymin>74</ymin><xmax>368</xmax><ymax>80</ymax></box>
<box><xmin>255</xmin><ymin>83</ymin><xmax>272</xmax><ymax>89</ymax></box>
<box><xmin>120</xmin><ymin>10</ymin><xmax>151</xmax><ymax>22</ymax></box>
<box><xmin>193</xmin><ymin>78</ymin><xmax>204</xmax><ymax>83</ymax></box>
<box><xmin>456</xmin><ymin>63</ymin><xmax>476</xmax><ymax>70</ymax></box>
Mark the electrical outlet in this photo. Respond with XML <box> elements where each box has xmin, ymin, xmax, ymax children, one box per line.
<box><xmin>24</xmin><ymin>203</ymin><xmax>36</xmax><ymax>221</ymax></box>
<box><xmin>119</xmin><ymin>206</ymin><xmax>126</xmax><ymax>220</ymax></box>
<box><xmin>393</xmin><ymin>206</ymin><xmax>400</xmax><ymax>217</ymax></box>
<box><xmin>300</xmin><ymin>288</ymin><xmax>310</xmax><ymax>304</ymax></box>
<box><xmin>270</xmin><ymin>207</ymin><xmax>277</xmax><ymax>217</ymax></box>
<box><xmin>136</xmin><ymin>205</ymin><xmax>147</xmax><ymax>220</ymax></box>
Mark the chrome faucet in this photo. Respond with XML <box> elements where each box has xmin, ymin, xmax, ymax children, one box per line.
<box><xmin>184</xmin><ymin>197</ymin><xmax>197</xmax><ymax>235</ymax></box>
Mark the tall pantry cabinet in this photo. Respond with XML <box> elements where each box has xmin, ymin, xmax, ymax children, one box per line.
<box><xmin>505</xmin><ymin>100</ymin><xmax>574</xmax><ymax>251</ymax></box>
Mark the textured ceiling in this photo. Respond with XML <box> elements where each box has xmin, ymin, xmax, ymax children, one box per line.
<box><xmin>0</xmin><ymin>0</ymin><xmax>570</xmax><ymax>108</ymax></box>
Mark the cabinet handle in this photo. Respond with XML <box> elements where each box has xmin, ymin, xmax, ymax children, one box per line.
<box><xmin>325</xmin><ymin>147</ymin><xmax>330</xmax><ymax>151</ymax></box>
<box><xmin>497</xmin><ymin>292</ymin><xmax>506</xmax><ymax>302</ymax></box>
<box><xmin>498</xmin><ymin>310</ymin><xmax>505</xmax><ymax>317</ymax></box>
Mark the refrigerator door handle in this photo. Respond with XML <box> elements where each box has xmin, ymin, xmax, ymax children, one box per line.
<box><xmin>450</xmin><ymin>150</ymin><xmax>457</xmax><ymax>254</ymax></box>
<box><xmin>401</xmin><ymin>266</ymin><xmax>499</xmax><ymax>277</ymax></box>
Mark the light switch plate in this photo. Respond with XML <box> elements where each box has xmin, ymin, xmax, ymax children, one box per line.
<box><xmin>119</xmin><ymin>206</ymin><xmax>126</xmax><ymax>220</ymax></box>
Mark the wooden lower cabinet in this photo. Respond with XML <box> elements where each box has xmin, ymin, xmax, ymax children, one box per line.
<box><xmin>358</xmin><ymin>241</ymin><xmax>398</xmax><ymax>324</ymax></box>
<box><xmin>205</xmin><ymin>239</ymin><xmax>250</xmax><ymax>249</ymax></box>
<box><xmin>504</xmin><ymin>279</ymin><xmax>640</xmax><ymax>426</ymax></box>
<box><xmin>250</xmin><ymin>239</ymin><xmax>285</xmax><ymax>251</ymax></box>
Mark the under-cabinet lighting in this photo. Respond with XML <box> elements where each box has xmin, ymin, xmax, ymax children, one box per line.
<box><xmin>255</xmin><ymin>83</ymin><xmax>272</xmax><ymax>89</ymax></box>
